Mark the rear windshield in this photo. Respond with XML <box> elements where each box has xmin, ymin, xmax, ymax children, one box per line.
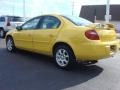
<box><xmin>8</xmin><ymin>16</ymin><xmax>24</xmax><ymax>22</ymax></box>
<box><xmin>62</xmin><ymin>15</ymin><xmax>93</xmax><ymax>26</ymax></box>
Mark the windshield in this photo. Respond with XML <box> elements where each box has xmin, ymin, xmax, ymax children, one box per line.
<box><xmin>63</xmin><ymin>15</ymin><xmax>93</xmax><ymax>26</ymax></box>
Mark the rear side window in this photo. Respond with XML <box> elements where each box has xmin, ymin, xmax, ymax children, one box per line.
<box><xmin>62</xmin><ymin>15</ymin><xmax>93</xmax><ymax>26</ymax></box>
<box><xmin>0</xmin><ymin>17</ymin><xmax>5</xmax><ymax>22</ymax></box>
<box><xmin>8</xmin><ymin>16</ymin><xmax>24</xmax><ymax>22</ymax></box>
<box><xmin>39</xmin><ymin>16</ymin><xmax>61</xmax><ymax>29</ymax></box>
<box><xmin>11</xmin><ymin>17</ymin><xmax>24</xmax><ymax>22</ymax></box>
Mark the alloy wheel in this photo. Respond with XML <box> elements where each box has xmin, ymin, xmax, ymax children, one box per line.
<box><xmin>0</xmin><ymin>30</ymin><xmax>4</xmax><ymax>38</ymax></box>
<box><xmin>6</xmin><ymin>38</ymin><xmax>13</xmax><ymax>51</ymax></box>
<box><xmin>56</xmin><ymin>49</ymin><xmax>69</xmax><ymax>67</ymax></box>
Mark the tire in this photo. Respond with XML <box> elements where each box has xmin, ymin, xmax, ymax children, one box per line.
<box><xmin>53</xmin><ymin>45</ymin><xmax>76</xmax><ymax>69</ymax></box>
<box><xmin>0</xmin><ymin>29</ymin><xmax>5</xmax><ymax>38</ymax></box>
<box><xmin>6</xmin><ymin>37</ymin><xmax>16</xmax><ymax>52</ymax></box>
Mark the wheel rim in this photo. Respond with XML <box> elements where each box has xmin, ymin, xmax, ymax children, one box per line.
<box><xmin>56</xmin><ymin>49</ymin><xmax>69</xmax><ymax>67</ymax></box>
<box><xmin>0</xmin><ymin>30</ymin><xmax>4</xmax><ymax>37</ymax></box>
<box><xmin>7</xmin><ymin>38</ymin><xmax>13</xmax><ymax>51</ymax></box>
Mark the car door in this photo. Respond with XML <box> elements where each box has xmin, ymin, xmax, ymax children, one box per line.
<box><xmin>13</xmin><ymin>17</ymin><xmax>40</xmax><ymax>50</ymax></box>
<box><xmin>32</xmin><ymin>16</ymin><xmax>61</xmax><ymax>54</ymax></box>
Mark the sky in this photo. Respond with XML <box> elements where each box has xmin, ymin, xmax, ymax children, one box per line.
<box><xmin>0</xmin><ymin>0</ymin><xmax>120</xmax><ymax>17</ymax></box>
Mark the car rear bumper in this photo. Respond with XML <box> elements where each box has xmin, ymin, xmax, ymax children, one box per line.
<box><xmin>116</xmin><ymin>33</ymin><xmax>120</xmax><ymax>49</ymax></box>
<box><xmin>117</xmin><ymin>39</ymin><xmax>120</xmax><ymax>49</ymax></box>
<box><xmin>73</xmin><ymin>41</ymin><xmax>118</xmax><ymax>61</ymax></box>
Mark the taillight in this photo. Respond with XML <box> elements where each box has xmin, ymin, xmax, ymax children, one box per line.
<box><xmin>7</xmin><ymin>21</ymin><xmax>11</xmax><ymax>26</ymax></box>
<box><xmin>85</xmin><ymin>30</ymin><xmax>100</xmax><ymax>40</ymax></box>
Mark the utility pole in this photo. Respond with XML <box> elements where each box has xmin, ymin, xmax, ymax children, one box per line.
<box><xmin>12</xmin><ymin>5</ymin><xmax>14</xmax><ymax>16</ymax></box>
<box><xmin>23</xmin><ymin>0</ymin><xmax>26</xmax><ymax>17</ymax></box>
<box><xmin>72</xmin><ymin>0</ymin><xmax>74</xmax><ymax>16</ymax></box>
<box><xmin>12</xmin><ymin>0</ymin><xmax>15</xmax><ymax>16</ymax></box>
<box><xmin>105</xmin><ymin>0</ymin><xmax>110</xmax><ymax>23</ymax></box>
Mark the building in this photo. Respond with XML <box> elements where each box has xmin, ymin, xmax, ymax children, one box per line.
<box><xmin>80</xmin><ymin>5</ymin><xmax>120</xmax><ymax>32</ymax></box>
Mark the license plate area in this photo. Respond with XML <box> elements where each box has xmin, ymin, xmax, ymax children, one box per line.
<box><xmin>110</xmin><ymin>45</ymin><xmax>117</xmax><ymax>52</ymax></box>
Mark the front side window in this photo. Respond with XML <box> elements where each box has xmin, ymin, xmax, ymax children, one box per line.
<box><xmin>39</xmin><ymin>16</ymin><xmax>60</xmax><ymax>29</ymax></box>
<box><xmin>22</xmin><ymin>17</ymin><xmax>40</xmax><ymax>30</ymax></box>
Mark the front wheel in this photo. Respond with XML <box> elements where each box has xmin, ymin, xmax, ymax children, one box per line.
<box><xmin>53</xmin><ymin>45</ymin><xmax>76</xmax><ymax>69</ymax></box>
<box><xmin>6</xmin><ymin>37</ymin><xmax>16</xmax><ymax>52</ymax></box>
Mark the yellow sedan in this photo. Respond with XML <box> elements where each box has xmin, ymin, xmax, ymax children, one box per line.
<box><xmin>5</xmin><ymin>14</ymin><xmax>118</xmax><ymax>69</ymax></box>
<box><xmin>117</xmin><ymin>33</ymin><xmax>120</xmax><ymax>49</ymax></box>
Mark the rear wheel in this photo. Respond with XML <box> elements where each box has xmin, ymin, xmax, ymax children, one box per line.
<box><xmin>53</xmin><ymin>45</ymin><xmax>76</xmax><ymax>69</ymax></box>
<box><xmin>6</xmin><ymin>37</ymin><xmax>16</xmax><ymax>52</ymax></box>
<box><xmin>0</xmin><ymin>29</ymin><xmax>5</xmax><ymax>38</ymax></box>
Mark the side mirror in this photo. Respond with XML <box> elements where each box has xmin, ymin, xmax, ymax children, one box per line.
<box><xmin>16</xmin><ymin>26</ymin><xmax>22</xmax><ymax>31</ymax></box>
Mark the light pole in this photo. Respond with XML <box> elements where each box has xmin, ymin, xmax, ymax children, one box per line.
<box><xmin>72</xmin><ymin>0</ymin><xmax>74</xmax><ymax>16</ymax></box>
<box><xmin>105</xmin><ymin>0</ymin><xmax>110</xmax><ymax>23</ymax></box>
<box><xmin>12</xmin><ymin>4</ymin><xmax>15</xmax><ymax>16</ymax></box>
<box><xmin>23</xmin><ymin>0</ymin><xmax>26</xmax><ymax>17</ymax></box>
<box><xmin>12</xmin><ymin>0</ymin><xmax>15</xmax><ymax>16</ymax></box>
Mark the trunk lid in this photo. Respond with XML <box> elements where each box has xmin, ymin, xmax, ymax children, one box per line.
<box><xmin>96</xmin><ymin>29</ymin><xmax>116</xmax><ymax>42</ymax></box>
<box><xmin>87</xmin><ymin>23</ymin><xmax>117</xmax><ymax>42</ymax></box>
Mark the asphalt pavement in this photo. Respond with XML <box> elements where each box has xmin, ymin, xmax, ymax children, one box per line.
<box><xmin>0</xmin><ymin>39</ymin><xmax>120</xmax><ymax>90</ymax></box>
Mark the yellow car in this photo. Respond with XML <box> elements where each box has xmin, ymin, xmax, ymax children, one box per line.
<box><xmin>5</xmin><ymin>14</ymin><xmax>118</xmax><ymax>69</ymax></box>
<box><xmin>117</xmin><ymin>33</ymin><xmax>120</xmax><ymax>49</ymax></box>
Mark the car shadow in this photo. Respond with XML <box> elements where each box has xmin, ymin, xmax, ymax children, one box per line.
<box><xmin>0</xmin><ymin>48</ymin><xmax>103</xmax><ymax>90</ymax></box>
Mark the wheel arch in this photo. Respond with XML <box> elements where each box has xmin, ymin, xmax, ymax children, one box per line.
<box><xmin>52</xmin><ymin>42</ymin><xmax>76</xmax><ymax>58</ymax></box>
<box><xmin>6</xmin><ymin>35</ymin><xmax>13</xmax><ymax>40</ymax></box>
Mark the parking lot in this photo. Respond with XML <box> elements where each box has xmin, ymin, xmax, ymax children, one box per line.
<box><xmin>0</xmin><ymin>38</ymin><xmax>120</xmax><ymax>90</ymax></box>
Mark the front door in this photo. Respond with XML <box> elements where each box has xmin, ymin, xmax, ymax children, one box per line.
<box><xmin>32</xmin><ymin>16</ymin><xmax>61</xmax><ymax>54</ymax></box>
<box><xmin>13</xmin><ymin>17</ymin><xmax>41</xmax><ymax>50</ymax></box>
